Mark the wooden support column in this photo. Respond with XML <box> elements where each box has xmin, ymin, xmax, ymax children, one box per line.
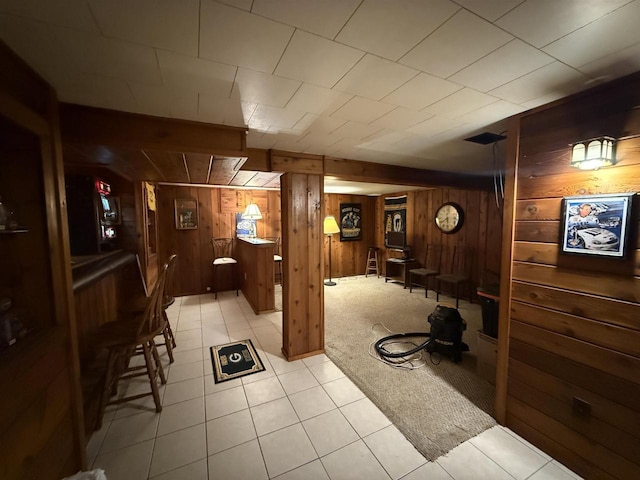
<box><xmin>281</xmin><ymin>173</ymin><xmax>324</xmax><ymax>360</ymax></box>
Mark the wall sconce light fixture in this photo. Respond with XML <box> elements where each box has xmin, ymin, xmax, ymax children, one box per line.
<box><xmin>570</xmin><ymin>136</ymin><xmax>616</xmax><ymax>170</ymax></box>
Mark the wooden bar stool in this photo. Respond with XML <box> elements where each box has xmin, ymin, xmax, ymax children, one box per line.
<box><xmin>95</xmin><ymin>256</ymin><xmax>171</xmax><ymax>429</ymax></box>
<box><xmin>365</xmin><ymin>246</ymin><xmax>379</xmax><ymax>277</ymax></box>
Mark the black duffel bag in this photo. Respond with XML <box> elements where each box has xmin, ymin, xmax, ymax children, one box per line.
<box><xmin>426</xmin><ymin>305</ymin><xmax>469</xmax><ymax>363</ymax></box>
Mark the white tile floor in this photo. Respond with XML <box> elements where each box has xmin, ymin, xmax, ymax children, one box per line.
<box><xmin>87</xmin><ymin>290</ymin><xmax>584</xmax><ymax>480</ymax></box>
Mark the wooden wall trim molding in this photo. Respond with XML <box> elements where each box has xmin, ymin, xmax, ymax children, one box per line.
<box><xmin>495</xmin><ymin>114</ymin><xmax>520</xmax><ymax>424</ymax></box>
<box><xmin>59</xmin><ymin>103</ymin><xmax>247</xmax><ymax>157</ymax></box>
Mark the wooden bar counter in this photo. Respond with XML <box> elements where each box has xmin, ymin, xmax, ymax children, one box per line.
<box><xmin>236</xmin><ymin>237</ymin><xmax>275</xmax><ymax>314</ymax></box>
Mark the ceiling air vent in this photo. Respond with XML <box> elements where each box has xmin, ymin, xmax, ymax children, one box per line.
<box><xmin>464</xmin><ymin>132</ymin><xmax>506</xmax><ymax>145</ymax></box>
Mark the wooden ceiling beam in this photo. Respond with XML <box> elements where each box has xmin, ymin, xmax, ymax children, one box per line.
<box><xmin>59</xmin><ymin>103</ymin><xmax>247</xmax><ymax>157</ymax></box>
<box><xmin>324</xmin><ymin>156</ymin><xmax>493</xmax><ymax>190</ymax></box>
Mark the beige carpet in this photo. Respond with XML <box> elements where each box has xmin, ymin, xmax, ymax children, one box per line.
<box><xmin>321</xmin><ymin>275</ymin><xmax>496</xmax><ymax>461</ymax></box>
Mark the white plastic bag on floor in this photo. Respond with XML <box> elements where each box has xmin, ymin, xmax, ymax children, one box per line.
<box><xmin>62</xmin><ymin>469</ymin><xmax>107</xmax><ymax>480</ymax></box>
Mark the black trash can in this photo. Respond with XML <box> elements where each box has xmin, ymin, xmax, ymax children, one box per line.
<box><xmin>477</xmin><ymin>285</ymin><xmax>499</xmax><ymax>338</ymax></box>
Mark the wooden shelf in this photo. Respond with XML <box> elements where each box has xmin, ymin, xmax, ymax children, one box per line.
<box><xmin>0</xmin><ymin>227</ymin><xmax>29</xmax><ymax>234</ymax></box>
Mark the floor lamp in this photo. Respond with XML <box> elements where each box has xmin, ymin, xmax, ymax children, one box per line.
<box><xmin>324</xmin><ymin>215</ymin><xmax>340</xmax><ymax>286</ymax></box>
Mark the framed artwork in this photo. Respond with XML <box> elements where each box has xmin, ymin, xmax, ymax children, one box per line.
<box><xmin>561</xmin><ymin>193</ymin><xmax>634</xmax><ymax>258</ymax></box>
<box><xmin>175</xmin><ymin>198</ymin><xmax>198</xmax><ymax>230</ymax></box>
<box><xmin>340</xmin><ymin>203</ymin><xmax>361</xmax><ymax>241</ymax></box>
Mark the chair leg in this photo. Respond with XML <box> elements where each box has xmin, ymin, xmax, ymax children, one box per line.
<box><xmin>96</xmin><ymin>349</ymin><xmax>117</xmax><ymax>430</ymax></box>
<box><xmin>436</xmin><ymin>280</ymin><xmax>440</xmax><ymax>302</ymax></box>
<box><xmin>142</xmin><ymin>342</ymin><xmax>163</xmax><ymax>412</ymax></box>
<box><xmin>150</xmin><ymin>339</ymin><xmax>166</xmax><ymax>385</ymax></box>
<box><xmin>162</xmin><ymin>311</ymin><xmax>175</xmax><ymax>363</ymax></box>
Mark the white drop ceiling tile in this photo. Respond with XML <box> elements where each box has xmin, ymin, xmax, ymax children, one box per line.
<box><xmin>247</xmin><ymin>131</ymin><xmax>278</xmax><ymax>149</ymax></box>
<box><xmin>52</xmin><ymin>26</ymin><xmax>162</xmax><ymax>86</ymax></box>
<box><xmin>157</xmin><ymin>50</ymin><xmax>236</xmax><ymax>98</ymax></box>
<box><xmin>0</xmin><ymin>14</ymin><xmax>65</xmax><ymax>75</ymax></box>
<box><xmin>423</xmin><ymin>88</ymin><xmax>498</xmax><ymax>119</ymax></box>
<box><xmin>300</xmin><ymin>132</ymin><xmax>342</xmax><ymax>148</ymax></box>
<box><xmin>369</xmin><ymin>107</ymin><xmax>433</xmax><ymax>130</ymax></box>
<box><xmin>200</xmin><ymin>0</ymin><xmax>293</xmax><ymax>73</ymax></box>
<box><xmin>199</xmin><ymin>94</ymin><xmax>254</xmax><ymax>127</ymax></box>
<box><xmin>130</xmin><ymin>83</ymin><xmax>199</xmax><ymax>120</ymax></box>
<box><xmin>521</xmin><ymin>91</ymin><xmax>578</xmax><ymax>110</ymax></box>
<box><xmin>285</xmin><ymin>84</ymin><xmax>352</xmax><ymax>116</ymax></box>
<box><xmin>489</xmin><ymin>62</ymin><xmax>589</xmax><ymax>104</ymax></box>
<box><xmin>293</xmin><ymin>114</ymin><xmax>348</xmax><ymax>134</ymax></box>
<box><xmin>249</xmin><ymin>105</ymin><xmax>307</xmax><ymax>129</ymax></box>
<box><xmin>400</xmin><ymin>9</ymin><xmax>513</xmax><ymax>78</ymax></box>
<box><xmin>0</xmin><ymin>0</ymin><xmax>98</xmax><ymax>32</ymax></box>
<box><xmin>231</xmin><ymin>68</ymin><xmax>301</xmax><ymax>107</ymax></box>
<box><xmin>325</xmin><ymin>137</ymin><xmax>363</xmax><ymax>154</ymax></box>
<box><xmin>336</xmin><ymin>0</ymin><xmax>460</xmax><ymax>61</ymax></box>
<box><xmin>392</xmin><ymin>134</ymin><xmax>437</xmax><ymax>156</ymax></box>
<box><xmin>457</xmin><ymin>99</ymin><xmax>525</xmax><ymax>125</ymax></box>
<box><xmin>330</xmin><ymin>121</ymin><xmax>385</xmax><ymax>141</ymax></box>
<box><xmin>360</xmin><ymin>129</ymin><xmax>415</xmax><ymax>147</ymax></box>
<box><xmin>333</xmin><ymin>54</ymin><xmax>418</xmax><ymax>100</ymax></box>
<box><xmin>88</xmin><ymin>0</ymin><xmax>199</xmax><ymax>55</ymax></box>
<box><xmin>449</xmin><ymin>39</ymin><xmax>555</xmax><ymax>92</ymax></box>
<box><xmin>496</xmin><ymin>0</ymin><xmax>630</xmax><ymax>48</ymax></box>
<box><xmin>578</xmin><ymin>42</ymin><xmax>640</xmax><ymax>80</ymax></box>
<box><xmin>382</xmin><ymin>73</ymin><xmax>462</xmax><ymax>110</ymax></box>
<box><xmin>406</xmin><ymin>116</ymin><xmax>466</xmax><ymax>137</ymax></box>
<box><xmin>274</xmin><ymin>30</ymin><xmax>364</xmax><ymax>88</ymax></box>
<box><xmin>56</xmin><ymin>72</ymin><xmax>136</xmax><ymax>112</ymax></box>
<box><xmin>542</xmin><ymin>1</ymin><xmax>640</xmax><ymax>68</ymax></box>
<box><xmin>272</xmin><ymin>138</ymin><xmax>312</xmax><ymax>153</ymax></box>
<box><xmin>330</xmin><ymin>96</ymin><xmax>396</xmax><ymax>123</ymax></box>
<box><xmin>452</xmin><ymin>0</ymin><xmax>523</xmax><ymax>22</ymax></box>
<box><xmin>252</xmin><ymin>0</ymin><xmax>360</xmax><ymax>39</ymax></box>
<box><xmin>217</xmin><ymin>0</ymin><xmax>252</xmax><ymax>10</ymax></box>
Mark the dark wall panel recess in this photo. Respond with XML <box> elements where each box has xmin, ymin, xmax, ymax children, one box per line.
<box><xmin>506</xmin><ymin>72</ymin><xmax>640</xmax><ymax>479</ymax></box>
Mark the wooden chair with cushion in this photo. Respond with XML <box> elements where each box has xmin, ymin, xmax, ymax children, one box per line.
<box><xmin>95</xmin><ymin>256</ymin><xmax>171</xmax><ymax>429</ymax></box>
<box><xmin>436</xmin><ymin>245</ymin><xmax>474</xmax><ymax>308</ymax></box>
<box><xmin>211</xmin><ymin>238</ymin><xmax>238</xmax><ymax>298</ymax></box>
<box><xmin>409</xmin><ymin>244</ymin><xmax>442</xmax><ymax>297</ymax></box>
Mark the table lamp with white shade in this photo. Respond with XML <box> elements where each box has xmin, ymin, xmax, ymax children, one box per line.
<box><xmin>242</xmin><ymin>203</ymin><xmax>262</xmax><ymax>238</ymax></box>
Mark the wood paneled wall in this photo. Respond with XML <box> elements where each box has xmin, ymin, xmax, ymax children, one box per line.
<box><xmin>0</xmin><ymin>40</ymin><xmax>83</xmax><ymax>478</ymax></box>
<box><xmin>323</xmin><ymin>194</ymin><xmax>377</xmax><ymax>278</ymax></box>
<box><xmin>157</xmin><ymin>186</ymin><xmax>281</xmax><ymax>296</ymax></box>
<box><xmin>371</xmin><ymin>188</ymin><xmax>502</xmax><ymax>293</ymax></box>
<box><xmin>503</xmin><ymin>72</ymin><xmax>640</xmax><ymax>479</ymax></box>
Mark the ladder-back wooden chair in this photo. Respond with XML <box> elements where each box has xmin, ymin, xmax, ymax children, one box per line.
<box><xmin>436</xmin><ymin>245</ymin><xmax>474</xmax><ymax>308</ymax></box>
<box><xmin>211</xmin><ymin>238</ymin><xmax>238</xmax><ymax>298</ymax></box>
<box><xmin>409</xmin><ymin>244</ymin><xmax>442</xmax><ymax>297</ymax></box>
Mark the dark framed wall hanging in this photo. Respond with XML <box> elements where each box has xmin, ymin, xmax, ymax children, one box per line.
<box><xmin>561</xmin><ymin>193</ymin><xmax>634</xmax><ymax>258</ymax></box>
<box><xmin>339</xmin><ymin>203</ymin><xmax>361</xmax><ymax>241</ymax></box>
<box><xmin>175</xmin><ymin>198</ymin><xmax>198</xmax><ymax>230</ymax></box>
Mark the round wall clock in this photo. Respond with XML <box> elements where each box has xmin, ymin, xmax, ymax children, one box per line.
<box><xmin>434</xmin><ymin>202</ymin><xmax>464</xmax><ymax>234</ymax></box>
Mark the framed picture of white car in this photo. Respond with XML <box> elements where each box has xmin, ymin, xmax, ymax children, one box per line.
<box><xmin>561</xmin><ymin>193</ymin><xmax>634</xmax><ymax>258</ymax></box>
